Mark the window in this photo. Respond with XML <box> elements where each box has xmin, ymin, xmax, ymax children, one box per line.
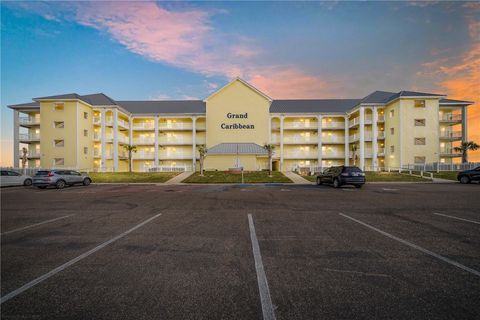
<box><xmin>54</xmin><ymin>139</ymin><xmax>64</xmax><ymax>147</ymax></box>
<box><xmin>389</xmin><ymin>110</ymin><xmax>394</xmax><ymax>118</ymax></box>
<box><xmin>414</xmin><ymin>137</ymin><xmax>426</xmax><ymax>145</ymax></box>
<box><xmin>414</xmin><ymin>156</ymin><xmax>426</xmax><ymax>164</ymax></box>
<box><xmin>54</xmin><ymin>158</ymin><xmax>64</xmax><ymax>166</ymax></box>
<box><xmin>84</xmin><ymin>129</ymin><xmax>88</xmax><ymax>137</ymax></box>
<box><xmin>414</xmin><ymin>100</ymin><xmax>426</xmax><ymax>108</ymax></box>
<box><xmin>84</xmin><ymin>147</ymin><xmax>88</xmax><ymax>155</ymax></box>
<box><xmin>54</xmin><ymin>103</ymin><xmax>64</xmax><ymax>111</ymax></box>
<box><xmin>390</xmin><ymin>128</ymin><xmax>395</xmax><ymax>135</ymax></box>
<box><xmin>84</xmin><ymin>112</ymin><xmax>88</xmax><ymax>119</ymax></box>
<box><xmin>390</xmin><ymin>146</ymin><xmax>395</xmax><ymax>153</ymax></box>
<box><xmin>414</xmin><ymin>119</ymin><xmax>426</xmax><ymax>126</ymax></box>
<box><xmin>54</xmin><ymin>121</ymin><xmax>64</xmax><ymax>129</ymax></box>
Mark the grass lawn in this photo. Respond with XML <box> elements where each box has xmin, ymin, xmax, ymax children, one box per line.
<box><xmin>183</xmin><ymin>171</ymin><xmax>292</xmax><ymax>183</ymax></box>
<box><xmin>431</xmin><ymin>171</ymin><xmax>459</xmax><ymax>181</ymax></box>
<box><xmin>302</xmin><ymin>171</ymin><xmax>426</xmax><ymax>182</ymax></box>
<box><xmin>89</xmin><ymin>172</ymin><xmax>179</xmax><ymax>183</ymax></box>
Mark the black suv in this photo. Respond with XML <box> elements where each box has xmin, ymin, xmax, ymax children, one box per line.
<box><xmin>457</xmin><ymin>166</ymin><xmax>480</xmax><ymax>184</ymax></box>
<box><xmin>316</xmin><ymin>166</ymin><xmax>366</xmax><ymax>188</ymax></box>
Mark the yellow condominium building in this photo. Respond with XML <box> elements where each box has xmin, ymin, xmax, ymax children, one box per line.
<box><xmin>8</xmin><ymin>78</ymin><xmax>472</xmax><ymax>172</ymax></box>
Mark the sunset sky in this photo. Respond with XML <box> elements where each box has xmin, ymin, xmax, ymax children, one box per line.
<box><xmin>1</xmin><ymin>1</ymin><xmax>479</xmax><ymax>166</ymax></box>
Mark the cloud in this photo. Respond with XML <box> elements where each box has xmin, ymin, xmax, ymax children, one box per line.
<box><xmin>7</xmin><ymin>1</ymin><xmax>331</xmax><ymax>98</ymax></box>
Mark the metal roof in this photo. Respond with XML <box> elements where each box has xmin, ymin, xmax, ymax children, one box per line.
<box><xmin>208</xmin><ymin>143</ymin><xmax>268</xmax><ymax>155</ymax></box>
<box><xmin>34</xmin><ymin>93</ymin><xmax>83</xmax><ymax>100</ymax></box>
<box><xmin>8</xmin><ymin>101</ymin><xmax>40</xmax><ymax>109</ymax></box>
<box><xmin>359</xmin><ymin>91</ymin><xmax>396</xmax><ymax>104</ymax></box>
<box><xmin>81</xmin><ymin>93</ymin><xmax>117</xmax><ymax>106</ymax></box>
<box><xmin>270</xmin><ymin>99</ymin><xmax>361</xmax><ymax>113</ymax></box>
<box><xmin>117</xmin><ymin>100</ymin><xmax>206</xmax><ymax>114</ymax></box>
<box><xmin>439</xmin><ymin>98</ymin><xmax>474</xmax><ymax>105</ymax></box>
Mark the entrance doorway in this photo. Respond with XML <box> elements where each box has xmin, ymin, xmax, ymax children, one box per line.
<box><xmin>272</xmin><ymin>160</ymin><xmax>280</xmax><ymax>171</ymax></box>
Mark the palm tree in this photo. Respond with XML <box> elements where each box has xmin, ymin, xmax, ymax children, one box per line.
<box><xmin>123</xmin><ymin>145</ymin><xmax>137</xmax><ymax>172</ymax></box>
<box><xmin>263</xmin><ymin>143</ymin><xmax>275</xmax><ymax>176</ymax></box>
<box><xmin>197</xmin><ymin>145</ymin><xmax>207</xmax><ymax>176</ymax></box>
<box><xmin>21</xmin><ymin>147</ymin><xmax>28</xmax><ymax>174</ymax></box>
<box><xmin>454</xmin><ymin>141</ymin><xmax>479</xmax><ymax>163</ymax></box>
<box><xmin>351</xmin><ymin>144</ymin><xmax>358</xmax><ymax>166</ymax></box>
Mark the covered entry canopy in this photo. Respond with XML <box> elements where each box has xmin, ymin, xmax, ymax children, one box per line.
<box><xmin>207</xmin><ymin>143</ymin><xmax>268</xmax><ymax>155</ymax></box>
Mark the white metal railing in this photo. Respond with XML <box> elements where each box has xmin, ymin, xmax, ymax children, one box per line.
<box><xmin>94</xmin><ymin>150</ymin><xmax>101</xmax><ymax>157</ymax></box>
<box><xmin>377</xmin><ymin>148</ymin><xmax>385</xmax><ymax>155</ymax></box>
<box><xmin>133</xmin><ymin>138</ymin><xmax>154</xmax><ymax>145</ymax></box>
<box><xmin>118</xmin><ymin>136</ymin><xmax>129</xmax><ymax>144</ymax></box>
<box><xmin>132</xmin><ymin>152</ymin><xmax>155</xmax><ymax>159</ymax></box>
<box><xmin>440</xmin><ymin>131</ymin><xmax>462</xmax><ymax>139</ymax></box>
<box><xmin>160</xmin><ymin>153</ymin><xmax>194</xmax><ymax>159</ymax></box>
<box><xmin>105</xmin><ymin>117</ymin><xmax>113</xmax><ymax>126</ymax></box>
<box><xmin>159</xmin><ymin>139</ymin><xmax>193</xmax><ymax>145</ymax></box>
<box><xmin>93</xmin><ymin>117</ymin><xmax>101</xmax><ymax>124</ymax></box>
<box><xmin>284</xmin><ymin>152</ymin><xmax>317</xmax><ymax>158</ymax></box>
<box><xmin>159</xmin><ymin>123</ymin><xmax>192</xmax><ymax>130</ymax></box>
<box><xmin>195</xmin><ymin>123</ymin><xmax>206</xmax><ymax>130</ymax></box>
<box><xmin>118</xmin><ymin>119</ymin><xmax>129</xmax><ymax>128</ymax></box>
<box><xmin>349</xmin><ymin>134</ymin><xmax>359</xmax><ymax>142</ymax></box>
<box><xmin>148</xmin><ymin>165</ymin><xmax>192</xmax><ymax>172</ymax></box>
<box><xmin>105</xmin><ymin>135</ymin><xmax>114</xmax><ymax>142</ymax></box>
<box><xmin>94</xmin><ymin>133</ymin><xmax>100</xmax><ymax>140</ymax></box>
<box><xmin>377</xmin><ymin>115</ymin><xmax>385</xmax><ymax>122</ymax></box>
<box><xmin>283</xmin><ymin>122</ymin><xmax>317</xmax><ymax>129</ymax></box>
<box><xmin>19</xmin><ymin>150</ymin><xmax>41</xmax><ymax>158</ymax></box>
<box><xmin>322</xmin><ymin>137</ymin><xmax>345</xmax><ymax>143</ymax></box>
<box><xmin>19</xmin><ymin>117</ymin><xmax>40</xmax><ymax>125</ymax></box>
<box><xmin>322</xmin><ymin>121</ymin><xmax>345</xmax><ymax>129</ymax></box>
<box><xmin>284</xmin><ymin>137</ymin><xmax>317</xmax><ymax>144</ymax></box>
<box><xmin>377</xmin><ymin>131</ymin><xmax>385</xmax><ymax>139</ymax></box>
<box><xmin>440</xmin><ymin>114</ymin><xmax>462</xmax><ymax>121</ymax></box>
<box><xmin>440</xmin><ymin>148</ymin><xmax>462</xmax><ymax>155</ymax></box>
<box><xmin>270</xmin><ymin>136</ymin><xmax>280</xmax><ymax>143</ymax></box>
<box><xmin>402</xmin><ymin>162</ymin><xmax>479</xmax><ymax>172</ymax></box>
<box><xmin>323</xmin><ymin>152</ymin><xmax>345</xmax><ymax>158</ymax></box>
<box><xmin>349</xmin><ymin>118</ymin><xmax>360</xmax><ymax>127</ymax></box>
<box><xmin>365</xmin><ymin>115</ymin><xmax>373</xmax><ymax>122</ymax></box>
<box><xmin>19</xmin><ymin>133</ymin><xmax>40</xmax><ymax>140</ymax></box>
<box><xmin>132</xmin><ymin>122</ymin><xmax>155</xmax><ymax>130</ymax></box>
<box><xmin>364</xmin><ymin>133</ymin><xmax>373</xmax><ymax>141</ymax></box>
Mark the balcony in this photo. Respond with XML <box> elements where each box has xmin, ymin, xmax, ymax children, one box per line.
<box><xmin>377</xmin><ymin>131</ymin><xmax>385</xmax><ymax>139</ymax></box>
<box><xmin>377</xmin><ymin>148</ymin><xmax>385</xmax><ymax>156</ymax></box>
<box><xmin>105</xmin><ymin>135</ymin><xmax>114</xmax><ymax>142</ymax></box>
<box><xmin>283</xmin><ymin>122</ymin><xmax>318</xmax><ymax>130</ymax></box>
<box><xmin>19</xmin><ymin>117</ymin><xmax>40</xmax><ymax>126</ymax></box>
<box><xmin>159</xmin><ymin>153</ymin><xmax>194</xmax><ymax>160</ymax></box>
<box><xmin>19</xmin><ymin>133</ymin><xmax>40</xmax><ymax>142</ymax></box>
<box><xmin>322</xmin><ymin>136</ymin><xmax>345</xmax><ymax>144</ymax></box>
<box><xmin>133</xmin><ymin>138</ymin><xmax>154</xmax><ymax>145</ymax></box>
<box><xmin>94</xmin><ymin>150</ymin><xmax>101</xmax><ymax>158</ymax></box>
<box><xmin>93</xmin><ymin>117</ymin><xmax>101</xmax><ymax>125</ymax></box>
<box><xmin>105</xmin><ymin>117</ymin><xmax>114</xmax><ymax>126</ymax></box>
<box><xmin>440</xmin><ymin>114</ymin><xmax>462</xmax><ymax>122</ymax></box>
<box><xmin>94</xmin><ymin>133</ymin><xmax>100</xmax><ymax>141</ymax></box>
<box><xmin>349</xmin><ymin>116</ymin><xmax>373</xmax><ymax>127</ymax></box>
<box><xmin>118</xmin><ymin>119</ymin><xmax>129</xmax><ymax>129</ymax></box>
<box><xmin>19</xmin><ymin>150</ymin><xmax>41</xmax><ymax>158</ymax></box>
<box><xmin>159</xmin><ymin>138</ymin><xmax>193</xmax><ymax>145</ymax></box>
<box><xmin>377</xmin><ymin>115</ymin><xmax>385</xmax><ymax>122</ymax></box>
<box><xmin>322</xmin><ymin>121</ymin><xmax>345</xmax><ymax>129</ymax></box>
<box><xmin>133</xmin><ymin>151</ymin><xmax>155</xmax><ymax>159</ymax></box>
<box><xmin>348</xmin><ymin>133</ymin><xmax>372</xmax><ymax>142</ymax></box>
<box><xmin>349</xmin><ymin>149</ymin><xmax>373</xmax><ymax>158</ymax></box>
<box><xmin>159</xmin><ymin>123</ymin><xmax>193</xmax><ymax>130</ymax></box>
<box><xmin>440</xmin><ymin>131</ymin><xmax>462</xmax><ymax>140</ymax></box>
<box><xmin>132</xmin><ymin>122</ymin><xmax>155</xmax><ymax>130</ymax></box>
<box><xmin>284</xmin><ymin>152</ymin><xmax>317</xmax><ymax>159</ymax></box>
<box><xmin>283</xmin><ymin>136</ymin><xmax>317</xmax><ymax>144</ymax></box>
<box><xmin>323</xmin><ymin>152</ymin><xmax>345</xmax><ymax>159</ymax></box>
<box><xmin>195</xmin><ymin>123</ymin><xmax>206</xmax><ymax>131</ymax></box>
<box><xmin>440</xmin><ymin>148</ymin><xmax>462</xmax><ymax>157</ymax></box>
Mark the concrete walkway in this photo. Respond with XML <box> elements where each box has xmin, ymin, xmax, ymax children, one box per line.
<box><xmin>432</xmin><ymin>177</ymin><xmax>456</xmax><ymax>183</ymax></box>
<box><xmin>164</xmin><ymin>171</ymin><xmax>194</xmax><ymax>185</ymax></box>
<box><xmin>282</xmin><ymin>171</ymin><xmax>312</xmax><ymax>184</ymax></box>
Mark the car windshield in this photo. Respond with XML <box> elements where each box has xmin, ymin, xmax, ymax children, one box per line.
<box><xmin>35</xmin><ymin>171</ymin><xmax>50</xmax><ymax>176</ymax></box>
<box><xmin>344</xmin><ymin>167</ymin><xmax>362</xmax><ymax>173</ymax></box>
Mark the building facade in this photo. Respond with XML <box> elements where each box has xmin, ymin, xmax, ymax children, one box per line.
<box><xmin>9</xmin><ymin>78</ymin><xmax>472</xmax><ymax>172</ymax></box>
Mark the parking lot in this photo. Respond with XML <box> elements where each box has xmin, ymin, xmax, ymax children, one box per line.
<box><xmin>1</xmin><ymin>183</ymin><xmax>480</xmax><ymax>319</ymax></box>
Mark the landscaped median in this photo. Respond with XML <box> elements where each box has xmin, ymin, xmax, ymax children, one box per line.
<box><xmin>182</xmin><ymin>171</ymin><xmax>292</xmax><ymax>183</ymax></box>
<box><xmin>302</xmin><ymin>171</ymin><xmax>427</xmax><ymax>183</ymax></box>
<box><xmin>89</xmin><ymin>172</ymin><xmax>179</xmax><ymax>183</ymax></box>
<box><xmin>431</xmin><ymin>171</ymin><xmax>458</xmax><ymax>181</ymax></box>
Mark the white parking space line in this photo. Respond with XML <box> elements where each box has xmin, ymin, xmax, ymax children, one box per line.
<box><xmin>339</xmin><ymin>213</ymin><xmax>480</xmax><ymax>278</ymax></box>
<box><xmin>248</xmin><ymin>214</ymin><xmax>277</xmax><ymax>320</ymax></box>
<box><xmin>433</xmin><ymin>212</ymin><xmax>480</xmax><ymax>225</ymax></box>
<box><xmin>1</xmin><ymin>214</ymin><xmax>75</xmax><ymax>236</ymax></box>
<box><xmin>0</xmin><ymin>213</ymin><xmax>162</xmax><ymax>304</ymax></box>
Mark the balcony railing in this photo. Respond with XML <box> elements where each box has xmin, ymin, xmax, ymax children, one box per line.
<box><xmin>284</xmin><ymin>137</ymin><xmax>317</xmax><ymax>144</ymax></box>
<box><xmin>94</xmin><ymin>133</ymin><xmax>100</xmax><ymax>140</ymax></box>
<box><xmin>283</xmin><ymin>122</ymin><xmax>318</xmax><ymax>130</ymax></box>
<box><xmin>195</xmin><ymin>123</ymin><xmax>206</xmax><ymax>130</ymax></box>
<box><xmin>322</xmin><ymin>121</ymin><xmax>345</xmax><ymax>129</ymax></box>
<box><xmin>440</xmin><ymin>114</ymin><xmax>462</xmax><ymax>122</ymax></box>
<box><xmin>159</xmin><ymin>123</ymin><xmax>193</xmax><ymax>130</ymax></box>
<box><xmin>19</xmin><ymin>133</ymin><xmax>40</xmax><ymax>141</ymax></box>
<box><xmin>377</xmin><ymin>131</ymin><xmax>385</xmax><ymax>139</ymax></box>
<box><xmin>20</xmin><ymin>150</ymin><xmax>41</xmax><ymax>158</ymax></box>
<box><xmin>93</xmin><ymin>117</ymin><xmax>101</xmax><ymax>125</ymax></box>
<box><xmin>284</xmin><ymin>152</ymin><xmax>317</xmax><ymax>159</ymax></box>
<box><xmin>349</xmin><ymin>118</ymin><xmax>360</xmax><ymax>127</ymax></box>
<box><xmin>19</xmin><ymin>117</ymin><xmax>40</xmax><ymax>125</ymax></box>
<box><xmin>440</xmin><ymin>131</ymin><xmax>462</xmax><ymax>139</ymax></box>
<box><xmin>132</xmin><ymin>123</ymin><xmax>155</xmax><ymax>130</ymax></box>
<box><xmin>118</xmin><ymin>136</ymin><xmax>129</xmax><ymax>144</ymax></box>
<box><xmin>377</xmin><ymin>115</ymin><xmax>385</xmax><ymax>122</ymax></box>
<box><xmin>377</xmin><ymin>148</ymin><xmax>385</xmax><ymax>155</ymax></box>
<box><xmin>322</xmin><ymin>137</ymin><xmax>345</xmax><ymax>144</ymax></box>
<box><xmin>159</xmin><ymin>153</ymin><xmax>194</xmax><ymax>159</ymax></box>
<box><xmin>118</xmin><ymin>119</ymin><xmax>129</xmax><ymax>129</ymax></box>
<box><xmin>133</xmin><ymin>152</ymin><xmax>155</xmax><ymax>159</ymax></box>
<box><xmin>440</xmin><ymin>148</ymin><xmax>462</xmax><ymax>156</ymax></box>
<box><xmin>133</xmin><ymin>138</ymin><xmax>154</xmax><ymax>145</ymax></box>
<box><xmin>159</xmin><ymin>139</ymin><xmax>193</xmax><ymax>145</ymax></box>
<box><xmin>323</xmin><ymin>152</ymin><xmax>345</xmax><ymax>158</ymax></box>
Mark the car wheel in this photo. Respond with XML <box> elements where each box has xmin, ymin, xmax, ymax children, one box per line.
<box><xmin>23</xmin><ymin>179</ymin><xmax>32</xmax><ymax>186</ymax></box>
<box><xmin>56</xmin><ymin>180</ymin><xmax>66</xmax><ymax>189</ymax></box>
<box><xmin>316</xmin><ymin>177</ymin><xmax>322</xmax><ymax>185</ymax></box>
<box><xmin>83</xmin><ymin>178</ymin><xmax>91</xmax><ymax>186</ymax></box>
<box><xmin>354</xmin><ymin>184</ymin><xmax>362</xmax><ymax>188</ymax></box>
<box><xmin>460</xmin><ymin>176</ymin><xmax>470</xmax><ymax>184</ymax></box>
<box><xmin>333</xmin><ymin>178</ymin><xmax>340</xmax><ymax>188</ymax></box>
<box><xmin>37</xmin><ymin>186</ymin><xmax>47</xmax><ymax>189</ymax></box>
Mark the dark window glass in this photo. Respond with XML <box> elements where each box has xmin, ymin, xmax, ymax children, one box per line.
<box><xmin>35</xmin><ymin>171</ymin><xmax>50</xmax><ymax>176</ymax></box>
<box><xmin>344</xmin><ymin>167</ymin><xmax>362</xmax><ymax>173</ymax></box>
<box><xmin>8</xmin><ymin>171</ymin><xmax>21</xmax><ymax>176</ymax></box>
<box><xmin>1</xmin><ymin>171</ymin><xmax>8</xmax><ymax>176</ymax></box>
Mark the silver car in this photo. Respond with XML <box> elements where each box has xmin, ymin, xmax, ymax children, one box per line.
<box><xmin>33</xmin><ymin>170</ymin><xmax>92</xmax><ymax>189</ymax></box>
<box><xmin>0</xmin><ymin>170</ymin><xmax>33</xmax><ymax>187</ymax></box>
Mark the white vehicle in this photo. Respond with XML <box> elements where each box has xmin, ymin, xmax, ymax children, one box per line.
<box><xmin>0</xmin><ymin>170</ymin><xmax>33</xmax><ymax>187</ymax></box>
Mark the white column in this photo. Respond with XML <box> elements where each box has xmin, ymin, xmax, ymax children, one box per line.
<box><xmin>344</xmin><ymin>116</ymin><xmax>349</xmax><ymax>165</ymax></box>
<box><xmin>462</xmin><ymin>107</ymin><xmax>468</xmax><ymax>162</ymax></box>
<box><xmin>280</xmin><ymin>116</ymin><xmax>284</xmax><ymax>171</ymax></box>
<box><xmin>113</xmin><ymin>109</ymin><xmax>118</xmax><ymax>171</ymax></box>
<box><xmin>192</xmin><ymin>116</ymin><xmax>196</xmax><ymax>171</ymax></box>
<box><xmin>268</xmin><ymin>117</ymin><xmax>272</xmax><ymax>143</ymax></box>
<box><xmin>359</xmin><ymin>108</ymin><xmax>365</xmax><ymax>170</ymax></box>
<box><xmin>128</xmin><ymin>117</ymin><xmax>133</xmax><ymax>144</ymax></box>
<box><xmin>317</xmin><ymin>115</ymin><xmax>322</xmax><ymax>169</ymax></box>
<box><xmin>13</xmin><ymin>110</ymin><xmax>19</xmax><ymax>167</ymax></box>
<box><xmin>372</xmin><ymin>107</ymin><xmax>378</xmax><ymax>171</ymax></box>
<box><xmin>100</xmin><ymin>109</ymin><xmax>106</xmax><ymax>172</ymax></box>
<box><xmin>154</xmin><ymin>115</ymin><xmax>159</xmax><ymax>167</ymax></box>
